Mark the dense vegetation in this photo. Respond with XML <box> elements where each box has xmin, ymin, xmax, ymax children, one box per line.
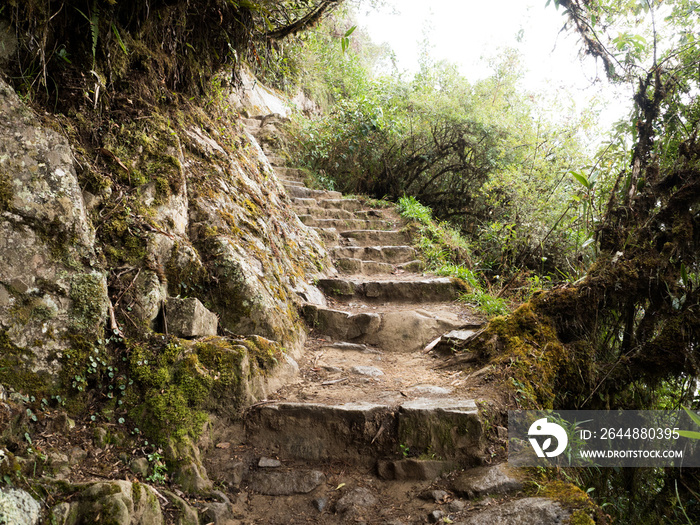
<box><xmin>262</xmin><ymin>1</ymin><xmax>700</xmax><ymax>523</ymax></box>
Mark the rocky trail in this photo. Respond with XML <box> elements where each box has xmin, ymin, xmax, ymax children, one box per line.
<box><xmin>195</xmin><ymin>115</ymin><xmax>577</xmax><ymax>525</ymax></box>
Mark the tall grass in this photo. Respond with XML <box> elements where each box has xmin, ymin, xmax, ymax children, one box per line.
<box><xmin>397</xmin><ymin>196</ymin><xmax>509</xmax><ymax>317</ymax></box>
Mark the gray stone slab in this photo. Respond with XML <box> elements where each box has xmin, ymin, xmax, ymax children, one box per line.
<box><xmin>452</xmin><ymin>463</ymin><xmax>524</xmax><ymax>498</ymax></box>
<box><xmin>459</xmin><ymin>497</ymin><xmax>570</xmax><ymax>525</ymax></box>
<box><xmin>398</xmin><ymin>399</ymin><xmax>483</xmax><ymax>463</ymax></box>
<box><xmin>166</xmin><ymin>297</ymin><xmax>218</xmax><ymax>337</ymax></box>
<box><xmin>248</xmin><ymin>470</ymin><xmax>325</xmax><ymax>495</ymax></box>
<box><xmin>246</xmin><ymin>402</ymin><xmax>396</xmax><ymax>464</ymax></box>
<box><xmin>377</xmin><ymin>459</ymin><xmax>459</xmax><ymax>481</ymax></box>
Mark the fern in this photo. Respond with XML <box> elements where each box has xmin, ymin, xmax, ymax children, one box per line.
<box><xmin>74</xmin><ymin>1</ymin><xmax>100</xmax><ymax>66</ymax></box>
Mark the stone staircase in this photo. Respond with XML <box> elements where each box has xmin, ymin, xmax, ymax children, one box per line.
<box><xmin>216</xmin><ymin>115</ymin><xmax>574</xmax><ymax>525</ymax></box>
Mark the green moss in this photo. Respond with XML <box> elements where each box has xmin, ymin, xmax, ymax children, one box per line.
<box><xmin>0</xmin><ymin>330</ymin><xmax>52</xmax><ymax>395</ymax></box>
<box><xmin>474</xmin><ymin>302</ymin><xmax>568</xmax><ymax>408</ymax></box>
<box><xmin>128</xmin><ymin>336</ymin><xmax>249</xmax><ymax>443</ymax></box>
<box><xmin>69</xmin><ymin>272</ymin><xmax>107</xmax><ymax>333</ymax></box>
<box><xmin>537</xmin><ymin>481</ymin><xmax>599</xmax><ymax>524</ymax></box>
<box><xmin>240</xmin><ymin>334</ymin><xmax>283</xmax><ymax>373</ymax></box>
<box><xmin>164</xmin><ymin>242</ymin><xmax>209</xmax><ymax>299</ymax></box>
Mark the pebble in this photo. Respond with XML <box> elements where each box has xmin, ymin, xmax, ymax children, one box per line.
<box><xmin>258</xmin><ymin>457</ymin><xmax>282</xmax><ymax>468</ymax></box>
<box><xmin>350</xmin><ymin>365</ymin><xmax>384</xmax><ymax>377</ymax></box>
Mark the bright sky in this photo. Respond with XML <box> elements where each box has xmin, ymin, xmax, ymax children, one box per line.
<box><xmin>355</xmin><ymin>0</ymin><xmax>633</xmax><ymax>132</ymax></box>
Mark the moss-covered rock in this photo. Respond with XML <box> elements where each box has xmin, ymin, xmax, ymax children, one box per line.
<box><xmin>0</xmin><ymin>78</ymin><xmax>109</xmax><ymax>395</ymax></box>
<box><xmin>50</xmin><ymin>480</ymin><xmax>163</xmax><ymax>525</ymax></box>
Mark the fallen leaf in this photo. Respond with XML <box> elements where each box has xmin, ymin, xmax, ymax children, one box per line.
<box><xmin>216</xmin><ymin>442</ymin><xmax>230</xmax><ymax>449</ymax></box>
<box><xmin>336</xmin><ymin>483</ymin><xmax>346</xmax><ymax>490</ymax></box>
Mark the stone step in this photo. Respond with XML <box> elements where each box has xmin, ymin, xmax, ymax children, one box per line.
<box><xmin>334</xmin><ymin>259</ymin><xmax>393</xmax><ymax>275</ymax></box>
<box><xmin>316</xmin><ymin>277</ymin><xmax>466</xmax><ymax>302</ymax></box>
<box><xmin>286</xmin><ymin>185</ymin><xmax>343</xmax><ymax>200</ymax></box>
<box><xmin>298</xmin><ymin>216</ymin><xmax>391</xmax><ymax>232</ymax></box>
<box><xmin>340</xmin><ymin>229</ymin><xmax>411</xmax><ymax>247</ymax></box>
<box><xmin>355</xmin><ymin>209</ymin><xmax>394</xmax><ymax>220</ymax></box>
<box><xmin>334</xmin><ymin>258</ymin><xmax>423</xmax><ymax>275</ymax></box>
<box><xmin>332</xmin><ymin>245</ymin><xmax>419</xmax><ymax>264</ymax></box>
<box><xmin>311</xmin><ymin>227</ymin><xmax>339</xmax><ymax>244</ymax></box>
<box><xmin>280</xmin><ymin>178</ymin><xmax>305</xmax><ymax>188</ymax></box>
<box><xmin>316</xmin><ymin>198</ymin><xmax>363</xmax><ymax>212</ymax></box>
<box><xmin>274</xmin><ymin>167</ymin><xmax>305</xmax><ymax>180</ymax></box>
<box><xmin>245</xmin><ymin>398</ymin><xmax>483</xmax><ymax>467</ymax></box>
<box><xmin>302</xmin><ymin>303</ymin><xmax>464</xmax><ymax>352</ymax></box>
<box><xmin>291</xmin><ymin>206</ymin><xmax>356</xmax><ymax>220</ymax></box>
<box><xmin>291</xmin><ymin>197</ymin><xmax>317</xmax><ymax>207</ymax></box>
<box><xmin>266</xmin><ymin>154</ymin><xmax>285</xmax><ymax>166</ymax></box>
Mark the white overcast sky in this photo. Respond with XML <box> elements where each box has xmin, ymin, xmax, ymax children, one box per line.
<box><xmin>354</xmin><ymin>0</ymin><xmax>633</xmax><ymax>131</ymax></box>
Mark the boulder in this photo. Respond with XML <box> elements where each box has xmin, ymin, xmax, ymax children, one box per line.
<box><xmin>452</xmin><ymin>463</ymin><xmax>523</xmax><ymax>498</ymax></box>
<box><xmin>460</xmin><ymin>497</ymin><xmax>570</xmax><ymax>525</ymax></box>
<box><xmin>49</xmin><ymin>481</ymin><xmax>163</xmax><ymax>525</ymax></box>
<box><xmin>0</xmin><ymin>488</ymin><xmax>41</xmax><ymax>525</ymax></box>
<box><xmin>166</xmin><ymin>297</ymin><xmax>218</xmax><ymax>338</ymax></box>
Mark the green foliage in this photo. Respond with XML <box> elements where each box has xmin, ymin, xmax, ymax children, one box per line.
<box><xmin>146</xmin><ymin>451</ymin><xmax>167</xmax><ymax>484</ymax></box>
<box><xmin>397</xmin><ymin>196</ymin><xmax>508</xmax><ymax>317</ymax></box>
<box><xmin>285</xmin><ymin>16</ymin><xmax>599</xmax><ymax>278</ymax></box>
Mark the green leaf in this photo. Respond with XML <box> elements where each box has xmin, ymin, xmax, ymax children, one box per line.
<box><xmin>682</xmin><ymin>406</ymin><xmax>700</xmax><ymax>428</ymax></box>
<box><xmin>571</xmin><ymin>171</ymin><xmax>591</xmax><ymax>189</ymax></box>
<box><xmin>678</xmin><ymin>430</ymin><xmax>700</xmax><ymax>440</ymax></box>
<box><xmin>681</xmin><ymin>262</ymin><xmax>688</xmax><ymax>287</ymax></box>
<box><xmin>112</xmin><ymin>24</ymin><xmax>128</xmax><ymax>55</ymax></box>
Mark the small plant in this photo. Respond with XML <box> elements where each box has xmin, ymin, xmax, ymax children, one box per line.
<box><xmin>146</xmin><ymin>451</ymin><xmax>167</xmax><ymax>484</ymax></box>
<box><xmin>399</xmin><ymin>443</ymin><xmax>410</xmax><ymax>458</ymax></box>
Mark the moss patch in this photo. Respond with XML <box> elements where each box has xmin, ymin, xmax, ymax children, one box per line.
<box><xmin>0</xmin><ymin>330</ymin><xmax>52</xmax><ymax>395</ymax></box>
<box><xmin>69</xmin><ymin>272</ymin><xmax>107</xmax><ymax>333</ymax></box>
<box><xmin>127</xmin><ymin>336</ymin><xmax>250</xmax><ymax>443</ymax></box>
<box><xmin>471</xmin><ymin>301</ymin><xmax>568</xmax><ymax>408</ymax></box>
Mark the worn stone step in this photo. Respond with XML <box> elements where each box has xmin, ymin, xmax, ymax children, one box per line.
<box><xmin>245</xmin><ymin>399</ymin><xmax>483</xmax><ymax>466</ymax></box>
<box><xmin>280</xmin><ymin>178</ymin><xmax>305</xmax><ymax>188</ymax></box>
<box><xmin>291</xmin><ymin>206</ymin><xmax>356</xmax><ymax>220</ymax></box>
<box><xmin>298</xmin><ymin>216</ymin><xmax>391</xmax><ymax>232</ymax></box>
<box><xmin>355</xmin><ymin>209</ymin><xmax>394</xmax><ymax>220</ymax></box>
<box><xmin>274</xmin><ymin>167</ymin><xmax>305</xmax><ymax>180</ymax></box>
<box><xmin>334</xmin><ymin>259</ymin><xmax>423</xmax><ymax>275</ymax></box>
<box><xmin>334</xmin><ymin>259</ymin><xmax>393</xmax><ymax>275</ymax></box>
<box><xmin>340</xmin><ymin>229</ymin><xmax>411</xmax><ymax>247</ymax></box>
<box><xmin>311</xmin><ymin>227</ymin><xmax>339</xmax><ymax>244</ymax></box>
<box><xmin>302</xmin><ymin>303</ymin><xmax>464</xmax><ymax>352</ymax></box>
<box><xmin>266</xmin><ymin>154</ymin><xmax>286</xmax><ymax>166</ymax></box>
<box><xmin>286</xmin><ymin>185</ymin><xmax>342</xmax><ymax>200</ymax></box>
<box><xmin>291</xmin><ymin>197</ymin><xmax>317</xmax><ymax>207</ymax></box>
<box><xmin>331</xmin><ymin>246</ymin><xmax>418</xmax><ymax>264</ymax></box>
<box><xmin>316</xmin><ymin>277</ymin><xmax>466</xmax><ymax>302</ymax></box>
<box><xmin>316</xmin><ymin>198</ymin><xmax>363</xmax><ymax>212</ymax></box>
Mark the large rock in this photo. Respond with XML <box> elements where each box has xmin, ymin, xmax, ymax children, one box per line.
<box><xmin>50</xmin><ymin>481</ymin><xmax>163</xmax><ymax>525</ymax></box>
<box><xmin>230</xmin><ymin>66</ymin><xmax>291</xmax><ymax>118</ymax></box>
<box><xmin>398</xmin><ymin>398</ymin><xmax>483</xmax><ymax>463</ymax></box>
<box><xmin>452</xmin><ymin>463</ymin><xmax>523</xmax><ymax>498</ymax></box>
<box><xmin>248</xmin><ymin>470</ymin><xmax>326</xmax><ymax>495</ymax></box>
<box><xmin>0</xmin><ymin>78</ymin><xmax>108</xmax><ymax>384</ymax></box>
<box><xmin>0</xmin><ymin>488</ymin><xmax>41</xmax><ymax>525</ymax></box>
<box><xmin>166</xmin><ymin>297</ymin><xmax>218</xmax><ymax>338</ymax></box>
<box><xmin>460</xmin><ymin>497</ymin><xmax>570</xmax><ymax>525</ymax></box>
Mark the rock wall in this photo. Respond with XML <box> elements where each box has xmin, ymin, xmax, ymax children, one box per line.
<box><xmin>0</xmin><ymin>79</ymin><xmax>109</xmax><ymax>387</ymax></box>
<box><xmin>0</xmin><ymin>73</ymin><xmax>330</xmax><ymax>400</ymax></box>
